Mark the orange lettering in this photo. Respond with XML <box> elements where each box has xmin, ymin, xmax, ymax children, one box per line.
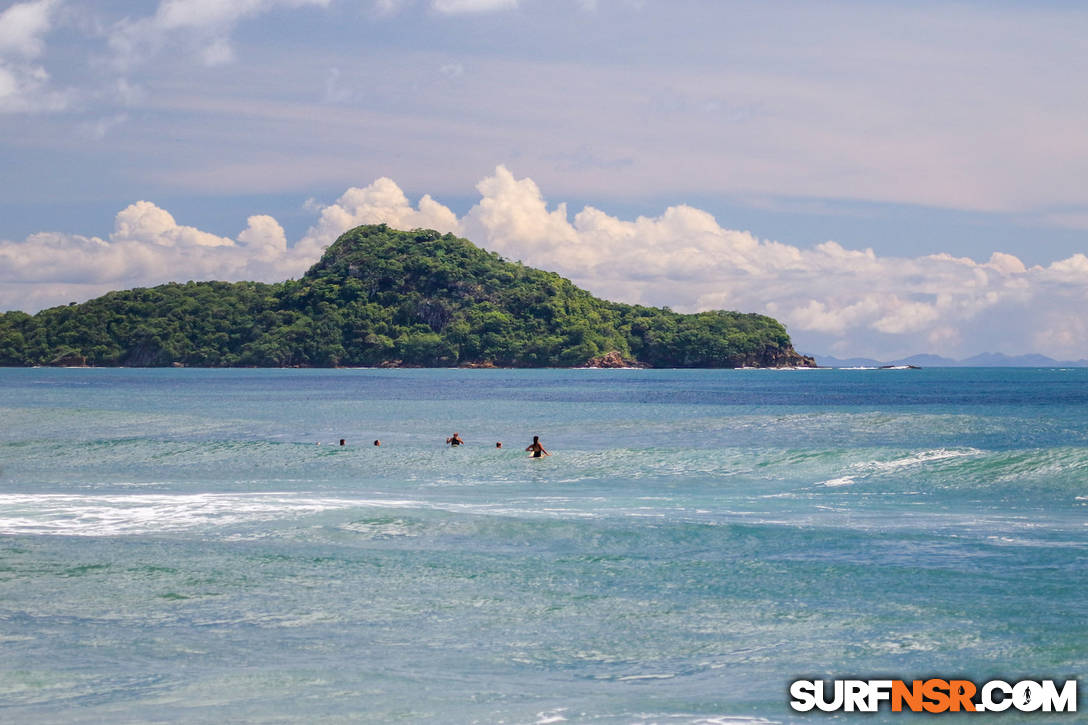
<box><xmin>892</xmin><ymin>680</ymin><xmax>924</xmax><ymax>712</ymax></box>
<box><xmin>949</xmin><ymin>680</ymin><xmax>977</xmax><ymax>712</ymax></box>
<box><xmin>922</xmin><ymin>679</ymin><xmax>951</xmax><ymax>713</ymax></box>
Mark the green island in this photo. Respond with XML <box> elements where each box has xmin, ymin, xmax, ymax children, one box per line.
<box><xmin>0</xmin><ymin>224</ymin><xmax>815</xmax><ymax>368</ymax></box>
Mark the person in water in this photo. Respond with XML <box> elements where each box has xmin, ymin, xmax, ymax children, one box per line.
<box><xmin>525</xmin><ymin>435</ymin><xmax>549</xmax><ymax>457</ymax></box>
<box><xmin>446</xmin><ymin>432</ymin><xmax>465</xmax><ymax>446</ymax></box>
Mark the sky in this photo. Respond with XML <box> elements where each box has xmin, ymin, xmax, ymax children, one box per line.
<box><xmin>1</xmin><ymin>0</ymin><xmax>1087</xmax><ymax>360</ymax></box>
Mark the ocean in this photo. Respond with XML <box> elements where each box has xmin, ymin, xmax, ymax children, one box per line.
<box><xmin>0</xmin><ymin>367</ymin><xmax>1085</xmax><ymax>723</ymax></box>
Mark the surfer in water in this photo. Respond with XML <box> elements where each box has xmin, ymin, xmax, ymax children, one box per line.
<box><xmin>525</xmin><ymin>435</ymin><xmax>549</xmax><ymax>457</ymax></box>
<box><xmin>446</xmin><ymin>432</ymin><xmax>465</xmax><ymax>446</ymax></box>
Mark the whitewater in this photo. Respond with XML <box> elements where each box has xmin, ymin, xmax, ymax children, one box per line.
<box><xmin>0</xmin><ymin>367</ymin><xmax>1085</xmax><ymax>723</ymax></box>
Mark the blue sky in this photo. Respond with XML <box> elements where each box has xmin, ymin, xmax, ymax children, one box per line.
<box><xmin>2</xmin><ymin>0</ymin><xmax>1087</xmax><ymax>359</ymax></box>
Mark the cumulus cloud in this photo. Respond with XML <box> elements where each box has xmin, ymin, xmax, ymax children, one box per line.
<box><xmin>110</xmin><ymin>201</ymin><xmax>235</xmax><ymax>248</ymax></box>
<box><xmin>296</xmin><ymin>177</ymin><xmax>461</xmax><ymax>258</ymax></box>
<box><xmin>0</xmin><ymin>180</ymin><xmax>462</xmax><ymax>311</ymax></box>
<box><xmin>0</xmin><ymin>201</ymin><xmax>313</xmax><ymax>307</ymax></box>
<box><xmin>4</xmin><ymin>167</ymin><xmax>1088</xmax><ymax>359</ymax></box>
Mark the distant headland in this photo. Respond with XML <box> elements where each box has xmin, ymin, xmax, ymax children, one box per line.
<box><xmin>814</xmin><ymin>352</ymin><xmax>1088</xmax><ymax>368</ymax></box>
<box><xmin>0</xmin><ymin>224</ymin><xmax>815</xmax><ymax>369</ymax></box>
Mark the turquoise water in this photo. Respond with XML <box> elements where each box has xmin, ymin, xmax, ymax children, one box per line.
<box><xmin>0</xmin><ymin>367</ymin><xmax>1085</xmax><ymax>723</ymax></box>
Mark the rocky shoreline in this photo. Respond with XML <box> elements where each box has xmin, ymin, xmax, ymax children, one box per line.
<box><xmin>577</xmin><ymin>348</ymin><xmax>817</xmax><ymax>369</ymax></box>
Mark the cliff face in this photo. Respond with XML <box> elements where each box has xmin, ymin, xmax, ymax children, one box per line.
<box><xmin>1</xmin><ymin>224</ymin><xmax>815</xmax><ymax>368</ymax></box>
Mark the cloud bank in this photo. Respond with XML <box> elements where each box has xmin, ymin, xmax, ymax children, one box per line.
<box><xmin>4</xmin><ymin>167</ymin><xmax>1088</xmax><ymax>360</ymax></box>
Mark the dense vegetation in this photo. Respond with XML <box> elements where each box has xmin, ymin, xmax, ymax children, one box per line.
<box><xmin>0</xmin><ymin>225</ymin><xmax>813</xmax><ymax>368</ymax></box>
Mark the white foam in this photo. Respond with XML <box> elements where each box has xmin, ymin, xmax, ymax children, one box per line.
<box><xmin>0</xmin><ymin>493</ymin><xmax>615</xmax><ymax>536</ymax></box>
<box><xmin>618</xmin><ymin>674</ymin><xmax>676</xmax><ymax>681</ymax></box>
<box><xmin>868</xmin><ymin>448</ymin><xmax>980</xmax><ymax>472</ymax></box>
<box><xmin>814</xmin><ymin>448</ymin><xmax>982</xmax><ymax>488</ymax></box>
<box><xmin>630</xmin><ymin>715</ymin><xmax>780</xmax><ymax>725</ymax></box>
<box><xmin>337</xmin><ymin>518</ymin><xmax>419</xmax><ymax>538</ymax></box>
<box><xmin>0</xmin><ymin>493</ymin><xmax>363</xmax><ymax>537</ymax></box>
<box><xmin>815</xmin><ymin>476</ymin><xmax>856</xmax><ymax>487</ymax></box>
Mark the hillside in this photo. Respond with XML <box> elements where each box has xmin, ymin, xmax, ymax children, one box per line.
<box><xmin>0</xmin><ymin>224</ymin><xmax>814</xmax><ymax>368</ymax></box>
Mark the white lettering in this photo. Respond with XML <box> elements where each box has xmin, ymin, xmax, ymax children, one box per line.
<box><xmin>789</xmin><ymin>676</ymin><xmax>1076</xmax><ymax>714</ymax></box>
<box><xmin>981</xmin><ymin>681</ymin><xmax>1012</xmax><ymax>712</ymax></box>
<box><xmin>1040</xmin><ymin>679</ymin><xmax>1078</xmax><ymax>713</ymax></box>
<box><xmin>844</xmin><ymin>680</ymin><xmax>868</xmax><ymax>712</ymax></box>
<box><xmin>816</xmin><ymin>680</ymin><xmax>844</xmax><ymax>712</ymax></box>
<box><xmin>868</xmin><ymin>679</ymin><xmax>893</xmax><ymax>711</ymax></box>
<box><xmin>789</xmin><ymin>680</ymin><xmax>817</xmax><ymax>712</ymax></box>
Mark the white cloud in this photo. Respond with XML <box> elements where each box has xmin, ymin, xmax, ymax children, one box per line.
<box><xmin>1042</xmin><ymin>254</ymin><xmax>1088</xmax><ymax>286</ymax></box>
<box><xmin>452</xmin><ymin>167</ymin><xmax>1088</xmax><ymax>359</ymax></box>
<box><xmin>296</xmin><ymin>177</ymin><xmax>461</xmax><ymax>258</ymax></box>
<box><xmin>0</xmin><ymin>0</ymin><xmax>56</xmax><ymax>58</ymax></box>
<box><xmin>149</xmin><ymin>0</ymin><xmax>334</xmax><ymax>31</ymax></box>
<box><xmin>111</xmin><ymin>201</ymin><xmax>234</xmax><ymax>248</ymax></box>
<box><xmin>4</xmin><ymin>168</ymin><xmax>1088</xmax><ymax>359</ymax></box>
<box><xmin>237</xmin><ymin>214</ymin><xmax>288</xmax><ymax>260</ymax></box>
<box><xmin>108</xmin><ymin>0</ymin><xmax>332</xmax><ymax>69</ymax></box>
<box><xmin>0</xmin><ymin>61</ymin><xmax>69</xmax><ymax>113</ymax></box>
<box><xmin>432</xmin><ymin>0</ymin><xmax>518</xmax><ymax>14</ymax></box>
<box><xmin>198</xmin><ymin>36</ymin><xmax>234</xmax><ymax>66</ymax></box>
<box><xmin>152</xmin><ymin>0</ymin><xmax>271</xmax><ymax>31</ymax></box>
<box><xmin>374</xmin><ymin>0</ymin><xmax>525</xmax><ymax>15</ymax></box>
<box><xmin>0</xmin><ymin>66</ymin><xmax>15</xmax><ymax>97</ymax></box>
<box><xmin>0</xmin><ymin>201</ymin><xmax>316</xmax><ymax>309</ymax></box>
<box><xmin>0</xmin><ymin>0</ymin><xmax>69</xmax><ymax>112</ymax></box>
<box><xmin>372</xmin><ymin>0</ymin><xmax>404</xmax><ymax>15</ymax></box>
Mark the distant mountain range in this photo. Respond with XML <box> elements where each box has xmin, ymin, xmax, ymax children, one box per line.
<box><xmin>813</xmin><ymin>352</ymin><xmax>1088</xmax><ymax>368</ymax></box>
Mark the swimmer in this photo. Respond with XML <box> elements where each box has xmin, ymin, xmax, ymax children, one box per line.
<box><xmin>373</xmin><ymin>440</ymin><xmax>381</xmax><ymax>447</ymax></box>
<box><xmin>339</xmin><ymin>439</ymin><xmax>345</xmax><ymax>446</ymax></box>
<box><xmin>495</xmin><ymin>442</ymin><xmax>502</xmax><ymax>448</ymax></box>
<box><xmin>525</xmin><ymin>435</ymin><xmax>549</xmax><ymax>458</ymax></box>
<box><xmin>446</xmin><ymin>432</ymin><xmax>465</xmax><ymax>446</ymax></box>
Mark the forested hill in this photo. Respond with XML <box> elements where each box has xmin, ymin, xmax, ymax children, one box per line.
<box><xmin>0</xmin><ymin>224</ymin><xmax>815</xmax><ymax>368</ymax></box>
